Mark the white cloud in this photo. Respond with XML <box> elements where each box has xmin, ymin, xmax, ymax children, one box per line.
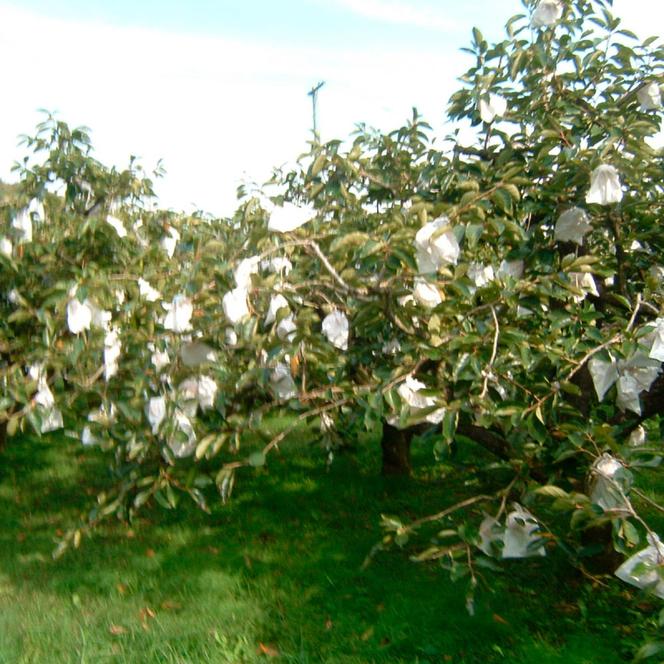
<box><xmin>4</xmin><ymin>0</ymin><xmax>658</xmax><ymax>217</ymax></box>
<box><xmin>612</xmin><ymin>0</ymin><xmax>664</xmax><ymax>44</ymax></box>
<box><xmin>0</xmin><ymin>4</ymin><xmax>461</xmax><ymax>216</ymax></box>
<box><xmin>327</xmin><ymin>0</ymin><xmax>461</xmax><ymax>32</ymax></box>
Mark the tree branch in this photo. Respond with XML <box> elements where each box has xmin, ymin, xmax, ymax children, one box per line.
<box><xmin>480</xmin><ymin>306</ymin><xmax>499</xmax><ymax>399</ymax></box>
<box><xmin>306</xmin><ymin>240</ymin><xmax>369</xmax><ymax>297</ymax></box>
<box><xmin>456</xmin><ymin>422</ymin><xmax>512</xmax><ymax>461</ymax></box>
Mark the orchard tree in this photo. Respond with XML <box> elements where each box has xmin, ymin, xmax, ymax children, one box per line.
<box><xmin>1</xmin><ymin>0</ymin><xmax>664</xmax><ymax>607</ymax></box>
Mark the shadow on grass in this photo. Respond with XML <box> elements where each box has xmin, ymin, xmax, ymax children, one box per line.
<box><xmin>0</xmin><ymin>433</ymin><xmax>646</xmax><ymax>663</ymax></box>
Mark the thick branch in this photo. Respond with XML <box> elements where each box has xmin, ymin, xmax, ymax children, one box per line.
<box><xmin>456</xmin><ymin>422</ymin><xmax>511</xmax><ymax>461</ymax></box>
<box><xmin>639</xmin><ymin>371</ymin><xmax>664</xmax><ymax>422</ymax></box>
<box><xmin>611</xmin><ymin>212</ymin><xmax>626</xmax><ymax>297</ymax></box>
<box><xmin>479</xmin><ymin>306</ymin><xmax>499</xmax><ymax>399</ymax></box>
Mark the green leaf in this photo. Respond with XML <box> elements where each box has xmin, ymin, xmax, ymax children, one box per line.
<box><xmin>635</xmin><ymin>642</ymin><xmax>664</xmax><ymax>661</ymax></box>
<box><xmin>133</xmin><ymin>490</ymin><xmax>152</xmax><ymax>510</ymax></box>
<box><xmin>502</xmin><ymin>183</ymin><xmax>520</xmax><ymax>202</ymax></box>
<box><xmin>248</xmin><ymin>451</ymin><xmax>266</xmax><ymax>467</ymax></box>
<box><xmin>534</xmin><ymin>485</ymin><xmax>569</xmax><ymax>499</ymax></box>
<box><xmin>465</xmin><ymin>223</ymin><xmax>483</xmax><ymax>248</ymax></box>
<box><xmin>492</xmin><ymin>189</ymin><xmax>513</xmax><ymax>214</ymax></box>
<box><xmin>622</xmin><ymin>520</ymin><xmax>640</xmax><ymax>547</ymax></box>
<box><xmin>310</xmin><ymin>153</ymin><xmax>327</xmax><ymax>177</ymax></box>
<box><xmin>7</xmin><ymin>416</ymin><xmax>19</xmax><ymax>437</ymax></box>
<box><xmin>330</xmin><ymin>232</ymin><xmax>370</xmax><ymax>253</ymax></box>
<box><xmin>472</xmin><ymin>27</ymin><xmax>484</xmax><ymax>50</ymax></box>
<box><xmin>195</xmin><ymin>433</ymin><xmax>217</xmax><ymax>460</ymax></box>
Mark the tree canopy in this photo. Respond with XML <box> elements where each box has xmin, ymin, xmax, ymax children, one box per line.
<box><xmin>1</xmin><ymin>0</ymin><xmax>663</xmax><ymax>604</ymax></box>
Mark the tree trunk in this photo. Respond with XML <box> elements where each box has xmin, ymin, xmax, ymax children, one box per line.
<box><xmin>0</xmin><ymin>421</ymin><xmax>6</xmax><ymax>453</ymax></box>
<box><xmin>381</xmin><ymin>423</ymin><xmax>412</xmax><ymax>476</ymax></box>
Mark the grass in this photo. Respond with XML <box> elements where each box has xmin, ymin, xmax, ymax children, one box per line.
<box><xmin>0</xmin><ymin>429</ymin><xmax>660</xmax><ymax>663</ymax></box>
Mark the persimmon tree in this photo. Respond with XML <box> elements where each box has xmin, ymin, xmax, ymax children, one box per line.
<box><xmin>1</xmin><ymin>0</ymin><xmax>664</xmax><ymax>605</ymax></box>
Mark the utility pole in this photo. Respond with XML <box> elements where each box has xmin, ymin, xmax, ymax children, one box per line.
<box><xmin>308</xmin><ymin>81</ymin><xmax>325</xmax><ymax>143</ymax></box>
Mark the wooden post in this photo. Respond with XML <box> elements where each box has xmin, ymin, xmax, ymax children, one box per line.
<box><xmin>308</xmin><ymin>81</ymin><xmax>325</xmax><ymax>144</ymax></box>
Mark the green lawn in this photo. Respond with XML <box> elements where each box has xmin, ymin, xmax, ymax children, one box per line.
<box><xmin>0</xmin><ymin>431</ymin><xmax>659</xmax><ymax>663</ymax></box>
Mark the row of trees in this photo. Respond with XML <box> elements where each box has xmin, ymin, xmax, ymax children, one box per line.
<box><xmin>1</xmin><ymin>0</ymin><xmax>663</xmax><ymax>605</ymax></box>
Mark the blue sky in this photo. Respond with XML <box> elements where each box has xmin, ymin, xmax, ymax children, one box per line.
<box><xmin>0</xmin><ymin>0</ymin><xmax>661</xmax><ymax>215</ymax></box>
<box><xmin>6</xmin><ymin>0</ymin><xmax>504</xmax><ymax>47</ymax></box>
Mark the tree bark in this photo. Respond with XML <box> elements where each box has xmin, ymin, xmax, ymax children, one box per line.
<box><xmin>456</xmin><ymin>422</ymin><xmax>511</xmax><ymax>461</ymax></box>
<box><xmin>381</xmin><ymin>423</ymin><xmax>413</xmax><ymax>476</ymax></box>
<box><xmin>0</xmin><ymin>421</ymin><xmax>6</xmax><ymax>453</ymax></box>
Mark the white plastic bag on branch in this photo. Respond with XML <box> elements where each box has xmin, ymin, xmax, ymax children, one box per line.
<box><xmin>265</xmin><ymin>294</ymin><xmax>290</xmax><ymax>326</ymax></box>
<box><xmin>531</xmin><ymin>0</ymin><xmax>563</xmax><ymax>28</ymax></box>
<box><xmin>615</xmin><ymin>534</ymin><xmax>664</xmax><ymax>599</ymax></box>
<box><xmin>585</xmin><ymin>164</ymin><xmax>623</xmax><ymax>205</ymax></box>
<box><xmin>168</xmin><ymin>410</ymin><xmax>197</xmax><ymax>458</ymax></box>
<box><xmin>162</xmin><ymin>295</ymin><xmax>193</xmax><ymax>333</ymax></box>
<box><xmin>413</xmin><ymin>278</ymin><xmax>442</xmax><ymax>308</ymax></box>
<box><xmin>478</xmin><ymin>94</ymin><xmax>507</xmax><ymax>124</ymax></box>
<box><xmin>478</xmin><ymin>515</ymin><xmax>502</xmax><ymax>557</ymax></box>
<box><xmin>554</xmin><ymin>207</ymin><xmax>592</xmax><ymax>245</ymax></box>
<box><xmin>160</xmin><ymin>226</ymin><xmax>180</xmax><ymax>258</ymax></box>
<box><xmin>502</xmin><ymin>505</ymin><xmax>546</xmax><ymax>559</ymax></box>
<box><xmin>138</xmin><ymin>278</ymin><xmax>161</xmax><ymax>302</ymax></box>
<box><xmin>31</xmin><ymin>365</ymin><xmax>64</xmax><ymax>434</ymax></box>
<box><xmin>67</xmin><ymin>298</ymin><xmax>93</xmax><ymax>334</ymax></box>
<box><xmin>222</xmin><ymin>288</ymin><xmax>249</xmax><ymax>324</ymax></box>
<box><xmin>178</xmin><ymin>376</ymin><xmax>217</xmax><ymax>415</ymax></box>
<box><xmin>414</xmin><ymin>217</ymin><xmax>459</xmax><ymax>274</ymax></box>
<box><xmin>477</xmin><ymin>505</ymin><xmax>546</xmax><ymax>559</ymax></box>
<box><xmin>394</xmin><ymin>377</ymin><xmax>446</xmax><ymax>425</ymax></box>
<box><xmin>103</xmin><ymin>327</ymin><xmax>122</xmax><ymax>381</ymax></box>
<box><xmin>589</xmin><ymin>351</ymin><xmax>661</xmax><ymax>415</ymax></box>
<box><xmin>646</xmin><ymin>318</ymin><xmax>664</xmax><ymax>362</ymax></box>
<box><xmin>105</xmin><ymin>215</ymin><xmax>127</xmax><ymax>238</ymax></box>
<box><xmin>270</xmin><ymin>363</ymin><xmax>297</xmax><ymax>400</ymax></box>
<box><xmin>234</xmin><ymin>256</ymin><xmax>261</xmax><ymax>289</ymax></box>
<box><xmin>589</xmin><ymin>454</ymin><xmax>632</xmax><ymax>514</ymax></box>
<box><xmin>267</xmin><ymin>203</ymin><xmax>315</xmax><ymax>233</ymax></box>
<box><xmin>322</xmin><ymin>311</ymin><xmax>349</xmax><ymax>351</ymax></box>
<box><xmin>147</xmin><ymin>396</ymin><xmax>167</xmax><ymax>434</ymax></box>
<box><xmin>180</xmin><ymin>341</ymin><xmax>217</xmax><ymax>367</ymax></box>
<box><xmin>0</xmin><ymin>235</ymin><xmax>12</xmax><ymax>257</ymax></box>
<box><xmin>637</xmin><ymin>82</ymin><xmax>662</xmax><ymax>111</ymax></box>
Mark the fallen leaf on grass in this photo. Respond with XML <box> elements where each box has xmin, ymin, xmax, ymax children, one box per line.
<box><xmin>325</xmin><ymin>618</ymin><xmax>333</xmax><ymax>631</ymax></box>
<box><xmin>145</xmin><ymin>548</ymin><xmax>155</xmax><ymax>558</ymax></box>
<box><xmin>139</xmin><ymin>606</ymin><xmax>156</xmax><ymax>630</ymax></box>
<box><xmin>116</xmin><ymin>583</ymin><xmax>127</xmax><ymax>595</ymax></box>
<box><xmin>257</xmin><ymin>642</ymin><xmax>280</xmax><ymax>657</ymax></box>
<box><xmin>109</xmin><ymin>624</ymin><xmax>127</xmax><ymax>636</ymax></box>
<box><xmin>258</xmin><ymin>531</ymin><xmax>275</xmax><ymax>544</ymax></box>
<box><xmin>636</xmin><ymin>602</ymin><xmax>656</xmax><ymax>612</ymax></box>
<box><xmin>553</xmin><ymin>601</ymin><xmax>578</xmax><ymax>615</ymax></box>
<box><xmin>492</xmin><ymin>613</ymin><xmax>509</xmax><ymax>625</ymax></box>
<box><xmin>160</xmin><ymin>599</ymin><xmax>182</xmax><ymax>611</ymax></box>
<box><xmin>360</xmin><ymin>627</ymin><xmax>375</xmax><ymax>641</ymax></box>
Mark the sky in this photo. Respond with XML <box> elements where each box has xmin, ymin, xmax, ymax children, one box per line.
<box><xmin>0</xmin><ymin>0</ymin><xmax>661</xmax><ymax>216</ymax></box>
